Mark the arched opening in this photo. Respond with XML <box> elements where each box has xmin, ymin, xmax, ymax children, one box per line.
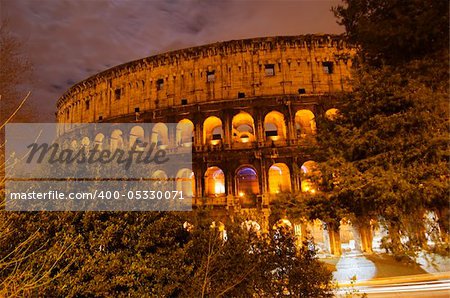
<box><xmin>151</xmin><ymin>169</ymin><xmax>169</xmax><ymax>191</ymax></box>
<box><xmin>325</xmin><ymin>108</ymin><xmax>340</xmax><ymax>121</ymax></box>
<box><xmin>176</xmin><ymin>168</ymin><xmax>195</xmax><ymax>197</ymax></box>
<box><xmin>295</xmin><ymin>109</ymin><xmax>316</xmax><ymax>137</ymax></box>
<box><xmin>151</xmin><ymin>123</ymin><xmax>169</xmax><ymax>148</ymax></box>
<box><xmin>204</xmin><ymin>166</ymin><xmax>225</xmax><ymax>197</ymax></box>
<box><xmin>203</xmin><ymin>116</ymin><xmax>223</xmax><ymax>145</ymax></box>
<box><xmin>301</xmin><ymin>160</ymin><xmax>320</xmax><ymax>193</ymax></box>
<box><xmin>176</xmin><ymin>119</ymin><xmax>194</xmax><ymax>147</ymax></box>
<box><xmin>70</xmin><ymin>140</ymin><xmax>78</xmax><ymax>150</ymax></box>
<box><xmin>339</xmin><ymin>219</ymin><xmax>361</xmax><ymax>254</ymax></box>
<box><xmin>129</xmin><ymin>125</ymin><xmax>145</xmax><ymax>149</ymax></box>
<box><xmin>264</xmin><ymin>111</ymin><xmax>287</xmax><ymax>141</ymax></box>
<box><xmin>236</xmin><ymin>166</ymin><xmax>259</xmax><ymax>196</ymax></box>
<box><xmin>306</xmin><ymin>219</ymin><xmax>331</xmax><ymax>255</ymax></box>
<box><xmin>110</xmin><ymin>129</ymin><xmax>124</xmax><ymax>151</ymax></box>
<box><xmin>232</xmin><ymin>112</ymin><xmax>255</xmax><ymax>143</ymax></box>
<box><xmin>81</xmin><ymin>137</ymin><xmax>90</xmax><ymax>152</ymax></box>
<box><xmin>94</xmin><ymin>133</ymin><xmax>105</xmax><ymax>151</ymax></box>
<box><xmin>371</xmin><ymin>218</ymin><xmax>389</xmax><ymax>252</ymax></box>
<box><xmin>268</xmin><ymin>163</ymin><xmax>291</xmax><ymax>194</ymax></box>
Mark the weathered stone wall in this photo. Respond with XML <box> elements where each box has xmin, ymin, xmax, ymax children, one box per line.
<box><xmin>55</xmin><ymin>35</ymin><xmax>358</xmax><ymax>256</ymax></box>
<box><xmin>56</xmin><ymin>35</ymin><xmax>353</xmax><ymax>129</ymax></box>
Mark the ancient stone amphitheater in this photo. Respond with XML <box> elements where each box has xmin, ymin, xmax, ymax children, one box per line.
<box><xmin>57</xmin><ymin>35</ymin><xmax>366</xmax><ymax>255</ymax></box>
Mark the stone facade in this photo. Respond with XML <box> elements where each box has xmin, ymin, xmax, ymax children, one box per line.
<box><xmin>56</xmin><ymin>35</ymin><xmax>369</xmax><ymax>256</ymax></box>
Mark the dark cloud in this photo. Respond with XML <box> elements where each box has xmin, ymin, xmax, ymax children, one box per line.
<box><xmin>2</xmin><ymin>0</ymin><xmax>343</xmax><ymax>121</ymax></box>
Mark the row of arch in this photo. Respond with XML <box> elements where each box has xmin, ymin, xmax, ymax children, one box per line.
<box><xmin>68</xmin><ymin>108</ymin><xmax>339</xmax><ymax>151</ymax></box>
<box><xmin>148</xmin><ymin>161</ymin><xmax>321</xmax><ymax>198</ymax></box>
<box><xmin>204</xmin><ymin>161</ymin><xmax>319</xmax><ymax>197</ymax></box>
<box><xmin>204</xmin><ymin>109</ymin><xmax>318</xmax><ymax>144</ymax></box>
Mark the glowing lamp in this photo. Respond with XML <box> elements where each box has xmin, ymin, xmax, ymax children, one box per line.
<box><xmin>214</xmin><ymin>182</ymin><xmax>225</xmax><ymax>194</ymax></box>
<box><xmin>240</xmin><ymin>136</ymin><xmax>249</xmax><ymax>143</ymax></box>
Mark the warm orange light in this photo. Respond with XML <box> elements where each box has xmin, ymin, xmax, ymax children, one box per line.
<box><xmin>269</xmin><ymin>135</ymin><xmax>280</xmax><ymax>141</ymax></box>
<box><xmin>210</xmin><ymin>139</ymin><xmax>221</xmax><ymax>145</ymax></box>
<box><xmin>215</xmin><ymin>182</ymin><xmax>225</xmax><ymax>194</ymax></box>
<box><xmin>239</xmin><ymin>192</ymin><xmax>245</xmax><ymax>197</ymax></box>
<box><xmin>240</xmin><ymin>136</ymin><xmax>249</xmax><ymax>143</ymax></box>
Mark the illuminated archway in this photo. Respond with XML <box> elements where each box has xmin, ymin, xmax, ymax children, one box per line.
<box><xmin>295</xmin><ymin>109</ymin><xmax>316</xmax><ymax>136</ymax></box>
<box><xmin>129</xmin><ymin>125</ymin><xmax>145</xmax><ymax>149</ymax></box>
<box><xmin>176</xmin><ymin>119</ymin><xmax>194</xmax><ymax>147</ymax></box>
<box><xmin>110</xmin><ymin>129</ymin><xmax>124</xmax><ymax>151</ymax></box>
<box><xmin>264</xmin><ymin>111</ymin><xmax>287</xmax><ymax>141</ymax></box>
<box><xmin>151</xmin><ymin>169</ymin><xmax>168</xmax><ymax>191</ymax></box>
<box><xmin>94</xmin><ymin>133</ymin><xmax>105</xmax><ymax>150</ymax></box>
<box><xmin>340</xmin><ymin>219</ymin><xmax>362</xmax><ymax>254</ymax></box>
<box><xmin>232</xmin><ymin>112</ymin><xmax>255</xmax><ymax>143</ymax></box>
<box><xmin>203</xmin><ymin>116</ymin><xmax>223</xmax><ymax>145</ymax></box>
<box><xmin>301</xmin><ymin>160</ymin><xmax>320</xmax><ymax>193</ymax></box>
<box><xmin>205</xmin><ymin>166</ymin><xmax>225</xmax><ymax>197</ymax></box>
<box><xmin>70</xmin><ymin>140</ymin><xmax>78</xmax><ymax>150</ymax></box>
<box><xmin>306</xmin><ymin>219</ymin><xmax>330</xmax><ymax>254</ymax></box>
<box><xmin>176</xmin><ymin>168</ymin><xmax>195</xmax><ymax>197</ymax></box>
<box><xmin>325</xmin><ymin>108</ymin><xmax>339</xmax><ymax>121</ymax></box>
<box><xmin>268</xmin><ymin>163</ymin><xmax>291</xmax><ymax>194</ymax></box>
<box><xmin>151</xmin><ymin>123</ymin><xmax>169</xmax><ymax>147</ymax></box>
<box><xmin>236</xmin><ymin>166</ymin><xmax>259</xmax><ymax>196</ymax></box>
<box><xmin>81</xmin><ymin>137</ymin><xmax>90</xmax><ymax>150</ymax></box>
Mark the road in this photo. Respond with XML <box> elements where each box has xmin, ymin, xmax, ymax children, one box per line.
<box><xmin>336</xmin><ymin>273</ymin><xmax>450</xmax><ymax>297</ymax></box>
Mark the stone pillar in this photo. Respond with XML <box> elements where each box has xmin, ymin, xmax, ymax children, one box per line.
<box><xmin>194</xmin><ymin>122</ymin><xmax>202</xmax><ymax>149</ymax></box>
<box><xmin>255</xmin><ymin>112</ymin><xmax>265</xmax><ymax>146</ymax></box>
<box><xmin>328</xmin><ymin>223</ymin><xmax>342</xmax><ymax>256</ymax></box>
<box><xmin>259</xmin><ymin>157</ymin><xmax>267</xmax><ymax>194</ymax></box>
<box><xmin>226</xmin><ymin>170</ymin><xmax>234</xmax><ymax>197</ymax></box>
<box><xmin>289</xmin><ymin>160</ymin><xmax>299</xmax><ymax>193</ymax></box>
<box><xmin>197</xmin><ymin>165</ymin><xmax>205</xmax><ymax>199</ymax></box>
<box><xmin>223</xmin><ymin>112</ymin><xmax>232</xmax><ymax>149</ymax></box>
<box><xmin>192</xmin><ymin>167</ymin><xmax>204</xmax><ymax>198</ymax></box>
<box><xmin>357</xmin><ymin>221</ymin><xmax>374</xmax><ymax>254</ymax></box>
<box><xmin>168</xmin><ymin>124</ymin><xmax>176</xmax><ymax>147</ymax></box>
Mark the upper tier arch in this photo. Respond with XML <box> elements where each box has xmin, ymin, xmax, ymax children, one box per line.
<box><xmin>56</xmin><ymin>35</ymin><xmax>354</xmax><ymax>125</ymax></box>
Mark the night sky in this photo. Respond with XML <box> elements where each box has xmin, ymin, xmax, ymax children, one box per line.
<box><xmin>2</xmin><ymin>0</ymin><xmax>343</xmax><ymax>121</ymax></box>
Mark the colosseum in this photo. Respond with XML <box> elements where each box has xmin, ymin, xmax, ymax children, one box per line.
<box><xmin>56</xmin><ymin>35</ymin><xmax>374</xmax><ymax>256</ymax></box>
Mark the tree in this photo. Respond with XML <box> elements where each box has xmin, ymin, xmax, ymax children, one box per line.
<box><xmin>0</xmin><ymin>20</ymin><xmax>34</xmax><ymax>123</ymax></box>
<box><xmin>0</xmin><ymin>210</ymin><xmax>334</xmax><ymax>297</ymax></box>
<box><xmin>332</xmin><ymin>0</ymin><xmax>449</xmax><ymax>67</ymax></box>
<box><xmin>301</xmin><ymin>0</ymin><xmax>450</xmax><ymax>256</ymax></box>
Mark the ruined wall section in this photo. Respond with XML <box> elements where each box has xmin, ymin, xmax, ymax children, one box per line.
<box><xmin>56</xmin><ymin>35</ymin><xmax>354</xmax><ymax>128</ymax></box>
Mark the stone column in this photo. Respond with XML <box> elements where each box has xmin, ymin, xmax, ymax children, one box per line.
<box><xmin>194</xmin><ymin>122</ymin><xmax>203</xmax><ymax>150</ymax></box>
<box><xmin>196</xmin><ymin>165</ymin><xmax>205</xmax><ymax>199</ymax></box>
<box><xmin>168</xmin><ymin>124</ymin><xmax>176</xmax><ymax>147</ymax></box>
<box><xmin>328</xmin><ymin>223</ymin><xmax>342</xmax><ymax>256</ymax></box>
<box><xmin>223</xmin><ymin>111</ymin><xmax>232</xmax><ymax>149</ymax></box>
<box><xmin>356</xmin><ymin>220</ymin><xmax>374</xmax><ymax>254</ymax></box>
<box><xmin>255</xmin><ymin>111</ymin><xmax>265</xmax><ymax>146</ymax></box>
